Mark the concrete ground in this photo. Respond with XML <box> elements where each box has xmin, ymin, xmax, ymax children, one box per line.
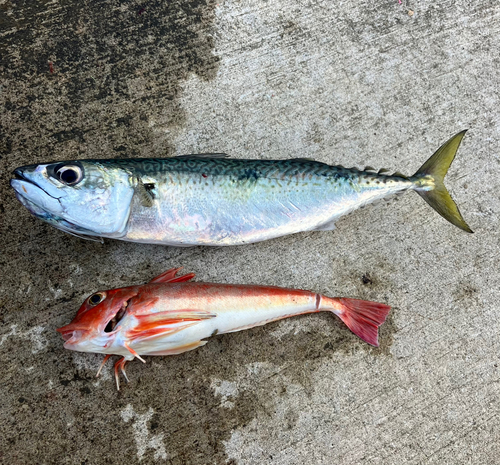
<box><xmin>1</xmin><ymin>0</ymin><xmax>499</xmax><ymax>463</ymax></box>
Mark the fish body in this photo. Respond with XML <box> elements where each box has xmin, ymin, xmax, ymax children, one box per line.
<box><xmin>11</xmin><ymin>132</ymin><xmax>472</xmax><ymax>245</ymax></box>
<box><xmin>57</xmin><ymin>268</ymin><xmax>391</xmax><ymax>389</ymax></box>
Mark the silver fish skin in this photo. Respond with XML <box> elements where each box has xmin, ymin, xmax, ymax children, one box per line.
<box><xmin>10</xmin><ymin>132</ymin><xmax>472</xmax><ymax>245</ymax></box>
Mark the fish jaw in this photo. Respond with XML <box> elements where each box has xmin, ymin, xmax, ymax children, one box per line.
<box><xmin>11</xmin><ymin>178</ymin><xmax>102</xmax><ymax>238</ymax></box>
<box><xmin>59</xmin><ymin>325</ymin><xmax>133</xmax><ymax>357</ymax></box>
<box><xmin>11</xmin><ymin>161</ymin><xmax>135</xmax><ymax>237</ymax></box>
<box><xmin>57</xmin><ymin>324</ymin><xmax>111</xmax><ymax>353</ymax></box>
<box><xmin>11</xmin><ymin>178</ymin><xmax>64</xmax><ymax>218</ymax></box>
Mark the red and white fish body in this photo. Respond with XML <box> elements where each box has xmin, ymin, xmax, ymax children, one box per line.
<box><xmin>58</xmin><ymin>268</ymin><xmax>390</xmax><ymax>389</ymax></box>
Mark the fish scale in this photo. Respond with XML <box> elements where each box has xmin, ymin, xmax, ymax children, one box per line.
<box><xmin>122</xmin><ymin>157</ymin><xmax>406</xmax><ymax>245</ymax></box>
<box><xmin>57</xmin><ymin>267</ymin><xmax>392</xmax><ymax>390</ymax></box>
<box><xmin>10</xmin><ymin>131</ymin><xmax>472</xmax><ymax>245</ymax></box>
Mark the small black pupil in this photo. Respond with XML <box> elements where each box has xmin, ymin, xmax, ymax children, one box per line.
<box><xmin>60</xmin><ymin>168</ymin><xmax>78</xmax><ymax>184</ymax></box>
<box><xmin>90</xmin><ymin>294</ymin><xmax>101</xmax><ymax>305</ymax></box>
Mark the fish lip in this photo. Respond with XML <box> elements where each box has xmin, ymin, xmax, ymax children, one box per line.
<box><xmin>12</xmin><ymin>178</ymin><xmax>101</xmax><ymax>239</ymax></box>
<box><xmin>57</xmin><ymin>326</ymin><xmax>89</xmax><ymax>346</ymax></box>
<box><xmin>59</xmin><ymin>330</ymin><xmax>74</xmax><ymax>342</ymax></box>
<box><xmin>13</xmin><ymin>167</ymin><xmax>27</xmax><ymax>181</ymax></box>
<box><xmin>57</xmin><ymin>328</ymin><xmax>78</xmax><ymax>346</ymax></box>
<box><xmin>11</xmin><ymin>170</ymin><xmax>62</xmax><ymax>203</ymax></box>
<box><xmin>10</xmin><ymin>178</ymin><xmax>64</xmax><ymax>223</ymax></box>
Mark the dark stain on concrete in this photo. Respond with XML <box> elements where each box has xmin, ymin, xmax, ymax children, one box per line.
<box><xmin>0</xmin><ymin>0</ymin><xmax>228</xmax><ymax>463</ymax></box>
<box><xmin>0</xmin><ymin>2</ymin><xmax>402</xmax><ymax>463</ymax></box>
<box><xmin>0</xmin><ymin>0</ymin><xmax>221</xmax><ymax>318</ymax></box>
<box><xmin>453</xmin><ymin>282</ymin><xmax>479</xmax><ymax>305</ymax></box>
<box><xmin>361</xmin><ymin>272</ymin><xmax>374</xmax><ymax>285</ymax></box>
<box><xmin>0</xmin><ymin>0</ymin><xmax>219</xmax><ymax>164</ymax></box>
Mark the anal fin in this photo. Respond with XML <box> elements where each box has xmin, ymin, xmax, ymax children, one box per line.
<box><xmin>314</xmin><ymin>219</ymin><xmax>336</xmax><ymax>231</ymax></box>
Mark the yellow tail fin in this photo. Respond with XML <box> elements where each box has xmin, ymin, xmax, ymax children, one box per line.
<box><xmin>412</xmin><ymin>131</ymin><xmax>473</xmax><ymax>233</ymax></box>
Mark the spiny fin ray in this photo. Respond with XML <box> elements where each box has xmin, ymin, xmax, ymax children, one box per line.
<box><xmin>149</xmin><ymin>267</ymin><xmax>196</xmax><ymax>284</ymax></box>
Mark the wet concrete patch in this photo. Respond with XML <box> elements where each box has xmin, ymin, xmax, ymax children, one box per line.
<box><xmin>1</xmin><ymin>0</ymin><xmax>499</xmax><ymax>463</ymax></box>
<box><xmin>0</xmin><ymin>0</ymin><xmax>220</xmax><ymax>164</ymax></box>
<box><xmin>0</xmin><ymin>0</ymin><xmax>224</xmax><ymax>463</ymax></box>
<box><xmin>0</xmin><ymin>0</ymin><xmax>221</xmax><ymax>324</ymax></box>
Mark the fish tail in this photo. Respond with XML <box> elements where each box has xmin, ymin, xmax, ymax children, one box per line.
<box><xmin>410</xmin><ymin>130</ymin><xmax>473</xmax><ymax>233</ymax></box>
<box><xmin>324</xmin><ymin>297</ymin><xmax>391</xmax><ymax>347</ymax></box>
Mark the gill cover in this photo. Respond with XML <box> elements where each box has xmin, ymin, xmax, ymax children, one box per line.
<box><xmin>57</xmin><ymin>286</ymin><xmax>138</xmax><ymax>353</ymax></box>
<box><xmin>11</xmin><ymin>161</ymin><xmax>135</xmax><ymax>236</ymax></box>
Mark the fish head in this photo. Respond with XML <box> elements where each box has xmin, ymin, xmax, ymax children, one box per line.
<box><xmin>11</xmin><ymin>161</ymin><xmax>135</xmax><ymax>238</ymax></box>
<box><xmin>56</xmin><ymin>286</ymin><xmax>139</xmax><ymax>353</ymax></box>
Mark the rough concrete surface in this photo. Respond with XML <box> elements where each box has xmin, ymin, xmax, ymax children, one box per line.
<box><xmin>1</xmin><ymin>0</ymin><xmax>499</xmax><ymax>463</ymax></box>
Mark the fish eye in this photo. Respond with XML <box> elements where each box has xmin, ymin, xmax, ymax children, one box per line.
<box><xmin>88</xmin><ymin>292</ymin><xmax>106</xmax><ymax>306</ymax></box>
<box><xmin>56</xmin><ymin>165</ymin><xmax>83</xmax><ymax>186</ymax></box>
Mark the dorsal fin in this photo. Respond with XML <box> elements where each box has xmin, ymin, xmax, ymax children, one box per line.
<box><xmin>378</xmin><ymin>168</ymin><xmax>390</xmax><ymax>174</ymax></box>
<box><xmin>364</xmin><ymin>166</ymin><xmax>376</xmax><ymax>172</ymax></box>
<box><xmin>149</xmin><ymin>267</ymin><xmax>196</xmax><ymax>284</ymax></box>
<box><xmin>175</xmin><ymin>153</ymin><xmax>229</xmax><ymax>159</ymax></box>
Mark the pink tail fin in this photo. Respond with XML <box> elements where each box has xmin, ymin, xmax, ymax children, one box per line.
<box><xmin>335</xmin><ymin>298</ymin><xmax>391</xmax><ymax>347</ymax></box>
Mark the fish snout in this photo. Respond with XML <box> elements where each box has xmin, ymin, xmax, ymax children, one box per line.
<box><xmin>56</xmin><ymin>324</ymin><xmax>76</xmax><ymax>342</ymax></box>
<box><xmin>59</xmin><ymin>330</ymin><xmax>74</xmax><ymax>342</ymax></box>
<box><xmin>12</xmin><ymin>167</ymin><xmax>25</xmax><ymax>180</ymax></box>
<box><xmin>10</xmin><ymin>167</ymin><xmax>31</xmax><ymax>194</ymax></box>
<box><xmin>12</xmin><ymin>164</ymin><xmax>38</xmax><ymax>181</ymax></box>
<box><xmin>57</xmin><ymin>323</ymin><xmax>88</xmax><ymax>344</ymax></box>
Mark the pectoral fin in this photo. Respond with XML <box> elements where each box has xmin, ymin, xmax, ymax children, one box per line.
<box><xmin>135</xmin><ymin>178</ymin><xmax>155</xmax><ymax>207</ymax></box>
<box><xmin>128</xmin><ymin>310</ymin><xmax>216</xmax><ymax>341</ymax></box>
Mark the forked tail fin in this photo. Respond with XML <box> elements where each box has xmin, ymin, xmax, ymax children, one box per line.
<box><xmin>332</xmin><ymin>298</ymin><xmax>391</xmax><ymax>347</ymax></box>
<box><xmin>411</xmin><ymin>130</ymin><xmax>473</xmax><ymax>233</ymax></box>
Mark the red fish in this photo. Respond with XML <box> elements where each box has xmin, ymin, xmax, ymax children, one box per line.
<box><xmin>57</xmin><ymin>268</ymin><xmax>390</xmax><ymax>390</ymax></box>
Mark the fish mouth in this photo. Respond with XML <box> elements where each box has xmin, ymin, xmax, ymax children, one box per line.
<box><xmin>56</xmin><ymin>325</ymin><xmax>88</xmax><ymax>347</ymax></box>
<box><xmin>58</xmin><ymin>330</ymin><xmax>75</xmax><ymax>342</ymax></box>
<box><xmin>11</xmin><ymin>168</ymin><xmax>62</xmax><ymax>215</ymax></box>
<box><xmin>11</xmin><ymin>168</ymin><xmax>61</xmax><ymax>200</ymax></box>
<box><xmin>11</xmin><ymin>169</ymin><xmax>99</xmax><ymax>239</ymax></box>
<box><xmin>58</xmin><ymin>330</ymin><xmax>79</xmax><ymax>349</ymax></box>
<box><xmin>56</xmin><ymin>323</ymin><xmax>78</xmax><ymax>342</ymax></box>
